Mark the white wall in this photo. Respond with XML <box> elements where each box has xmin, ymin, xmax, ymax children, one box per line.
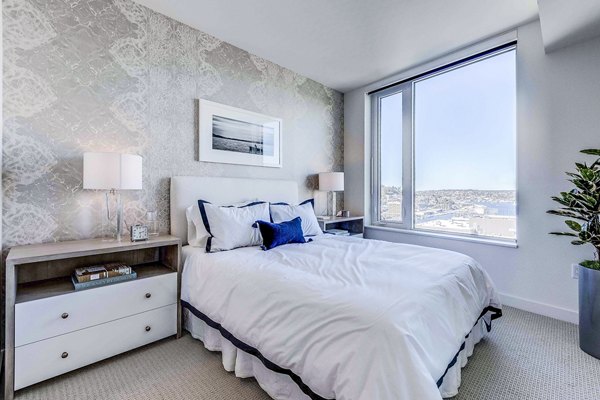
<box><xmin>344</xmin><ymin>20</ymin><xmax>600</xmax><ymax>324</ymax></box>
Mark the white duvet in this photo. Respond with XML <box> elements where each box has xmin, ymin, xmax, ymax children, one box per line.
<box><xmin>181</xmin><ymin>235</ymin><xmax>500</xmax><ymax>400</ymax></box>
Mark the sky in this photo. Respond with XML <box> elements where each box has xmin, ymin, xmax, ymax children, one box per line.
<box><xmin>380</xmin><ymin>49</ymin><xmax>516</xmax><ymax>191</ymax></box>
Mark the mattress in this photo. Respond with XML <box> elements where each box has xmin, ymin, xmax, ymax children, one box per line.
<box><xmin>181</xmin><ymin>236</ymin><xmax>501</xmax><ymax>400</ymax></box>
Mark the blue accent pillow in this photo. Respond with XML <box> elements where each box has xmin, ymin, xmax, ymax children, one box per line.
<box><xmin>255</xmin><ymin>217</ymin><xmax>306</xmax><ymax>250</ymax></box>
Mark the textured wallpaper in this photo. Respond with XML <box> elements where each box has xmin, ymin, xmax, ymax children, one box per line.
<box><xmin>2</xmin><ymin>0</ymin><xmax>343</xmax><ymax>249</ymax></box>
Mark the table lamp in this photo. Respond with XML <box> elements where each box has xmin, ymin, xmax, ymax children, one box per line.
<box><xmin>319</xmin><ymin>172</ymin><xmax>344</xmax><ymax>218</ymax></box>
<box><xmin>83</xmin><ymin>152</ymin><xmax>142</xmax><ymax>241</ymax></box>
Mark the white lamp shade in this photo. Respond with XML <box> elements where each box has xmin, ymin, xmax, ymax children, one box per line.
<box><xmin>83</xmin><ymin>152</ymin><xmax>143</xmax><ymax>190</ymax></box>
<box><xmin>319</xmin><ymin>172</ymin><xmax>344</xmax><ymax>192</ymax></box>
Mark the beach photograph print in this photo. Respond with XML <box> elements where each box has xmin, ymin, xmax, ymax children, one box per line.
<box><xmin>212</xmin><ymin>115</ymin><xmax>275</xmax><ymax>156</ymax></box>
<box><xmin>199</xmin><ymin>99</ymin><xmax>282</xmax><ymax>168</ymax></box>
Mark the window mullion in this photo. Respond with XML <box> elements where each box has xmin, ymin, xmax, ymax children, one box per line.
<box><xmin>370</xmin><ymin>94</ymin><xmax>381</xmax><ymax>225</ymax></box>
<box><xmin>401</xmin><ymin>84</ymin><xmax>413</xmax><ymax>229</ymax></box>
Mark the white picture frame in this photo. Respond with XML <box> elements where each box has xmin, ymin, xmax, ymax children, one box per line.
<box><xmin>198</xmin><ymin>99</ymin><xmax>282</xmax><ymax>168</ymax></box>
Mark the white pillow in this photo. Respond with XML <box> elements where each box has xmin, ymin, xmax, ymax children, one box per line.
<box><xmin>198</xmin><ymin>201</ymin><xmax>270</xmax><ymax>252</ymax></box>
<box><xmin>270</xmin><ymin>199</ymin><xmax>323</xmax><ymax>237</ymax></box>
<box><xmin>186</xmin><ymin>199</ymin><xmax>258</xmax><ymax>247</ymax></box>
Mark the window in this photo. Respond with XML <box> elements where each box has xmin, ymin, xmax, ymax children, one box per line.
<box><xmin>377</xmin><ymin>90</ymin><xmax>403</xmax><ymax>223</ymax></box>
<box><xmin>372</xmin><ymin>43</ymin><xmax>517</xmax><ymax>242</ymax></box>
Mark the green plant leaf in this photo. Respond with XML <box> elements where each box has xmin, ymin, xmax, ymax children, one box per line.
<box><xmin>546</xmin><ymin>210</ymin><xmax>588</xmax><ymax>220</ymax></box>
<box><xmin>574</xmin><ymin>193</ymin><xmax>597</xmax><ymax>208</ymax></box>
<box><xmin>581</xmin><ymin>260</ymin><xmax>600</xmax><ymax>270</ymax></box>
<box><xmin>581</xmin><ymin>149</ymin><xmax>600</xmax><ymax>156</ymax></box>
<box><xmin>549</xmin><ymin>149</ymin><xmax>600</xmax><ymax>249</ymax></box>
<box><xmin>565</xmin><ymin>220</ymin><xmax>582</xmax><ymax>231</ymax></box>
<box><xmin>580</xmin><ymin>169</ymin><xmax>596</xmax><ymax>181</ymax></box>
<box><xmin>566</xmin><ymin>172</ymin><xmax>582</xmax><ymax>179</ymax></box>
<box><xmin>550</xmin><ymin>196</ymin><xmax>570</xmax><ymax>207</ymax></box>
<box><xmin>570</xmin><ymin>179</ymin><xmax>593</xmax><ymax>191</ymax></box>
<box><xmin>569</xmin><ymin>194</ymin><xmax>596</xmax><ymax>211</ymax></box>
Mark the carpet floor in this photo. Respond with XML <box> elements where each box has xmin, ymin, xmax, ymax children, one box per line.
<box><xmin>15</xmin><ymin>307</ymin><xmax>600</xmax><ymax>400</ymax></box>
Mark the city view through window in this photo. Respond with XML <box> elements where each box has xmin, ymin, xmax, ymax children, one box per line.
<box><xmin>380</xmin><ymin>187</ymin><xmax>516</xmax><ymax>239</ymax></box>
<box><xmin>378</xmin><ymin>48</ymin><xmax>516</xmax><ymax>240</ymax></box>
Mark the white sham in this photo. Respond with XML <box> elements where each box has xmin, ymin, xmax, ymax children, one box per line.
<box><xmin>198</xmin><ymin>201</ymin><xmax>270</xmax><ymax>252</ymax></box>
<box><xmin>270</xmin><ymin>199</ymin><xmax>323</xmax><ymax>237</ymax></box>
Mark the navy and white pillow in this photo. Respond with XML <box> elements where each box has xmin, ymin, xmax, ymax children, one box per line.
<box><xmin>186</xmin><ymin>199</ymin><xmax>258</xmax><ymax>248</ymax></box>
<box><xmin>198</xmin><ymin>200</ymin><xmax>270</xmax><ymax>252</ymax></box>
<box><xmin>270</xmin><ymin>199</ymin><xmax>323</xmax><ymax>237</ymax></box>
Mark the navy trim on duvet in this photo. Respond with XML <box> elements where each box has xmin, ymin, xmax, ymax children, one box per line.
<box><xmin>436</xmin><ymin>306</ymin><xmax>502</xmax><ymax>388</ymax></box>
<box><xmin>181</xmin><ymin>300</ymin><xmax>331</xmax><ymax>400</ymax></box>
<box><xmin>182</xmin><ymin>300</ymin><xmax>500</xmax><ymax>399</ymax></box>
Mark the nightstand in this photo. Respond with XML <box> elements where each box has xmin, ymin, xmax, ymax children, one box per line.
<box><xmin>3</xmin><ymin>235</ymin><xmax>181</xmax><ymax>400</ymax></box>
<box><xmin>317</xmin><ymin>216</ymin><xmax>364</xmax><ymax>237</ymax></box>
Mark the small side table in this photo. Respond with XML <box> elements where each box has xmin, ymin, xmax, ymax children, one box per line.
<box><xmin>317</xmin><ymin>216</ymin><xmax>364</xmax><ymax>237</ymax></box>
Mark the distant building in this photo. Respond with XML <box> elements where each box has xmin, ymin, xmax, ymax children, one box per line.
<box><xmin>381</xmin><ymin>186</ymin><xmax>516</xmax><ymax>239</ymax></box>
<box><xmin>470</xmin><ymin>215</ymin><xmax>515</xmax><ymax>238</ymax></box>
<box><xmin>385</xmin><ymin>201</ymin><xmax>402</xmax><ymax>220</ymax></box>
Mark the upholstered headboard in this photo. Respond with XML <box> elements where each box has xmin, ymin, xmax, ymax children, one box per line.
<box><xmin>170</xmin><ymin>176</ymin><xmax>299</xmax><ymax>244</ymax></box>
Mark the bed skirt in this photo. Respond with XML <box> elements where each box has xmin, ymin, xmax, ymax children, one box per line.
<box><xmin>183</xmin><ymin>307</ymin><xmax>493</xmax><ymax>399</ymax></box>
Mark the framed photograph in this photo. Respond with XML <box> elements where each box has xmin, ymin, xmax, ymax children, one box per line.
<box><xmin>199</xmin><ymin>99</ymin><xmax>282</xmax><ymax>168</ymax></box>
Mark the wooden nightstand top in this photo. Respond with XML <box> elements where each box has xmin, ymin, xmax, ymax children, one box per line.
<box><xmin>7</xmin><ymin>235</ymin><xmax>181</xmax><ymax>264</ymax></box>
<box><xmin>317</xmin><ymin>215</ymin><xmax>364</xmax><ymax>224</ymax></box>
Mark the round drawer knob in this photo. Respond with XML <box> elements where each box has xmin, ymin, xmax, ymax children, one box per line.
<box><xmin>145</xmin><ymin>326</ymin><xmax>151</xmax><ymax>332</ymax></box>
<box><xmin>145</xmin><ymin>293</ymin><xmax>151</xmax><ymax>299</ymax></box>
<box><xmin>61</xmin><ymin>312</ymin><xmax>69</xmax><ymax>319</ymax></box>
<box><xmin>61</xmin><ymin>352</ymin><xmax>68</xmax><ymax>359</ymax></box>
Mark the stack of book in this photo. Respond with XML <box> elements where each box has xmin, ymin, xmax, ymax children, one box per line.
<box><xmin>325</xmin><ymin>228</ymin><xmax>350</xmax><ymax>236</ymax></box>
<box><xmin>71</xmin><ymin>263</ymin><xmax>137</xmax><ymax>290</ymax></box>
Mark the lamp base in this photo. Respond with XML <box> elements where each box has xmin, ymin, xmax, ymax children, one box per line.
<box><xmin>102</xmin><ymin>190</ymin><xmax>124</xmax><ymax>241</ymax></box>
<box><xmin>329</xmin><ymin>191</ymin><xmax>337</xmax><ymax>217</ymax></box>
<box><xmin>116</xmin><ymin>191</ymin><xmax>123</xmax><ymax>242</ymax></box>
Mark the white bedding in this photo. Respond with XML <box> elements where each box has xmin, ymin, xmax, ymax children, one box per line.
<box><xmin>181</xmin><ymin>236</ymin><xmax>501</xmax><ymax>400</ymax></box>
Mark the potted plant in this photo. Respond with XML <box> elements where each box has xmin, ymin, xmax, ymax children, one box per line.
<box><xmin>548</xmin><ymin>149</ymin><xmax>600</xmax><ymax>359</ymax></box>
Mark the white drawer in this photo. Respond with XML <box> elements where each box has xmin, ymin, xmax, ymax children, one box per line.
<box><xmin>15</xmin><ymin>272</ymin><xmax>176</xmax><ymax>347</ymax></box>
<box><xmin>15</xmin><ymin>303</ymin><xmax>176</xmax><ymax>390</ymax></box>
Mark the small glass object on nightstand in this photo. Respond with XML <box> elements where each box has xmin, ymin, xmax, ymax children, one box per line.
<box><xmin>146</xmin><ymin>210</ymin><xmax>159</xmax><ymax>236</ymax></box>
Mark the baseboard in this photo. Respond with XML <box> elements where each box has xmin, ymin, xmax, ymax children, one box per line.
<box><xmin>499</xmin><ymin>292</ymin><xmax>579</xmax><ymax>324</ymax></box>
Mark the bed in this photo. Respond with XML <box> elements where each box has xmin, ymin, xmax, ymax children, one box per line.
<box><xmin>171</xmin><ymin>176</ymin><xmax>501</xmax><ymax>400</ymax></box>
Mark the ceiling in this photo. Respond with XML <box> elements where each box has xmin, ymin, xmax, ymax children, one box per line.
<box><xmin>133</xmin><ymin>0</ymin><xmax>539</xmax><ymax>92</ymax></box>
<box><xmin>538</xmin><ymin>0</ymin><xmax>600</xmax><ymax>52</ymax></box>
